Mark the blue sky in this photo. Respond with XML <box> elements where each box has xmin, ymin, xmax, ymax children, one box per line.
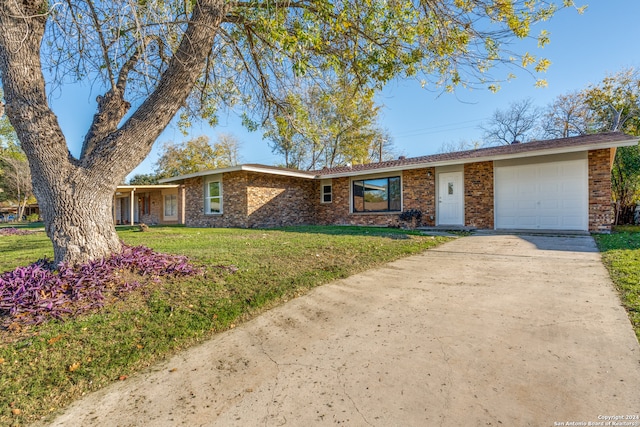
<box><xmin>48</xmin><ymin>1</ymin><xmax>640</xmax><ymax>179</ymax></box>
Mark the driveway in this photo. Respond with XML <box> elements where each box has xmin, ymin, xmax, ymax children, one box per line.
<box><xmin>46</xmin><ymin>234</ymin><xmax>640</xmax><ymax>426</ymax></box>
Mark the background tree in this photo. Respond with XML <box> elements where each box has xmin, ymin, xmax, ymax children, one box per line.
<box><xmin>265</xmin><ymin>77</ymin><xmax>395</xmax><ymax>170</ymax></box>
<box><xmin>0</xmin><ymin>106</ymin><xmax>33</xmax><ymax>213</ymax></box>
<box><xmin>214</xmin><ymin>134</ymin><xmax>242</xmax><ymax>168</ymax></box>
<box><xmin>128</xmin><ymin>173</ymin><xmax>159</xmax><ymax>185</ymax></box>
<box><xmin>584</xmin><ymin>68</ymin><xmax>640</xmax><ymax>224</ymax></box>
<box><xmin>368</xmin><ymin>129</ymin><xmax>398</xmax><ymax>163</ymax></box>
<box><xmin>541</xmin><ymin>91</ymin><xmax>595</xmax><ymax>138</ymax></box>
<box><xmin>480</xmin><ymin>98</ymin><xmax>543</xmax><ymax>145</ymax></box>
<box><xmin>155</xmin><ymin>135</ymin><xmax>240</xmax><ymax>179</ymax></box>
<box><xmin>0</xmin><ymin>152</ymin><xmax>34</xmax><ymax>220</ymax></box>
<box><xmin>584</xmin><ymin>68</ymin><xmax>640</xmax><ymax>133</ymax></box>
<box><xmin>0</xmin><ymin>0</ymin><xmax>574</xmax><ymax>264</ymax></box>
<box><xmin>438</xmin><ymin>139</ymin><xmax>483</xmax><ymax>153</ymax></box>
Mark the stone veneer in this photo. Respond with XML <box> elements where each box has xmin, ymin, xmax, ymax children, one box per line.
<box><xmin>588</xmin><ymin>148</ymin><xmax>614</xmax><ymax>232</ymax></box>
<box><xmin>464</xmin><ymin>161</ymin><xmax>494</xmax><ymax>229</ymax></box>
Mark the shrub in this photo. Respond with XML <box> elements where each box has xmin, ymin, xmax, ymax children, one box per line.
<box><xmin>0</xmin><ymin>227</ymin><xmax>35</xmax><ymax>236</ymax></box>
<box><xmin>0</xmin><ymin>244</ymin><xmax>203</xmax><ymax>327</ymax></box>
<box><xmin>399</xmin><ymin>209</ymin><xmax>422</xmax><ymax>228</ymax></box>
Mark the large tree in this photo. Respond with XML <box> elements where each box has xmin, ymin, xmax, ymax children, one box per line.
<box><xmin>0</xmin><ymin>0</ymin><xmax>575</xmax><ymax>265</ymax></box>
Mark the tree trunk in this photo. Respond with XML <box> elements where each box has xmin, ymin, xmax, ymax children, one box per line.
<box><xmin>36</xmin><ymin>173</ymin><xmax>122</xmax><ymax>265</ymax></box>
<box><xmin>0</xmin><ymin>0</ymin><xmax>227</xmax><ymax>265</ymax></box>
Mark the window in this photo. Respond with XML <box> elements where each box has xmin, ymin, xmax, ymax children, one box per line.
<box><xmin>352</xmin><ymin>176</ymin><xmax>401</xmax><ymax>213</ymax></box>
<box><xmin>321</xmin><ymin>180</ymin><xmax>332</xmax><ymax>203</ymax></box>
<box><xmin>164</xmin><ymin>194</ymin><xmax>177</xmax><ymax>218</ymax></box>
<box><xmin>205</xmin><ymin>178</ymin><xmax>222</xmax><ymax>214</ymax></box>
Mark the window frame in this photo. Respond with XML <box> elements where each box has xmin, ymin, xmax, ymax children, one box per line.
<box><xmin>351</xmin><ymin>174</ymin><xmax>402</xmax><ymax>214</ymax></box>
<box><xmin>321</xmin><ymin>179</ymin><xmax>332</xmax><ymax>204</ymax></box>
<box><xmin>204</xmin><ymin>175</ymin><xmax>223</xmax><ymax>215</ymax></box>
<box><xmin>163</xmin><ymin>193</ymin><xmax>177</xmax><ymax>220</ymax></box>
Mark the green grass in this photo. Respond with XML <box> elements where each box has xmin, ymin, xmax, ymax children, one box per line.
<box><xmin>594</xmin><ymin>226</ymin><xmax>640</xmax><ymax>342</ymax></box>
<box><xmin>0</xmin><ymin>225</ymin><xmax>451</xmax><ymax>426</ymax></box>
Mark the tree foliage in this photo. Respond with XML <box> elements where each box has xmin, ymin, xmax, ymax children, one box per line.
<box><xmin>128</xmin><ymin>173</ymin><xmax>159</xmax><ymax>185</ymax></box>
<box><xmin>264</xmin><ymin>77</ymin><xmax>395</xmax><ymax>170</ymax></box>
<box><xmin>0</xmin><ymin>0</ymin><xmax>576</xmax><ymax>264</ymax></box>
<box><xmin>583</xmin><ymin>69</ymin><xmax>640</xmax><ymax>224</ymax></box>
<box><xmin>611</xmin><ymin>145</ymin><xmax>640</xmax><ymax>224</ymax></box>
<box><xmin>155</xmin><ymin>134</ymin><xmax>241</xmax><ymax>178</ymax></box>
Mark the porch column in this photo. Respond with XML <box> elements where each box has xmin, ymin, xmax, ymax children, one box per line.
<box><xmin>179</xmin><ymin>185</ymin><xmax>186</xmax><ymax>225</ymax></box>
<box><xmin>129</xmin><ymin>189</ymin><xmax>135</xmax><ymax>226</ymax></box>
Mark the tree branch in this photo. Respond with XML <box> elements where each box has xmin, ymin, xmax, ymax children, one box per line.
<box><xmin>84</xmin><ymin>0</ymin><xmax>229</xmax><ymax>178</ymax></box>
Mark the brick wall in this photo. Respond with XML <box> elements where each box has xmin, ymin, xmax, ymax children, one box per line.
<box><xmin>183</xmin><ymin>172</ymin><xmax>316</xmax><ymax>228</ymax></box>
<box><xmin>138</xmin><ymin>191</ymin><xmax>163</xmax><ymax>225</ymax></box>
<box><xmin>316</xmin><ymin>175</ymin><xmax>401</xmax><ymax>227</ymax></box>
<box><xmin>180</xmin><ymin>153</ymin><xmax>613</xmax><ymax>231</ymax></box>
<box><xmin>464</xmin><ymin>162</ymin><xmax>494</xmax><ymax>229</ymax></box>
<box><xmin>315</xmin><ymin>169</ymin><xmax>436</xmax><ymax>227</ymax></box>
<box><xmin>245</xmin><ymin>172</ymin><xmax>317</xmax><ymax>227</ymax></box>
<box><xmin>184</xmin><ymin>173</ymin><xmax>248</xmax><ymax>228</ymax></box>
<box><xmin>588</xmin><ymin>148</ymin><xmax>613</xmax><ymax>232</ymax></box>
<box><xmin>316</xmin><ymin>177</ymin><xmax>350</xmax><ymax>225</ymax></box>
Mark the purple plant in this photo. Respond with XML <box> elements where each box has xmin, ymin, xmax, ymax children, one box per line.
<box><xmin>0</xmin><ymin>244</ymin><xmax>204</xmax><ymax>327</ymax></box>
<box><xmin>0</xmin><ymin>227</ymin><xmax>35</xmax><ymax>236</ymax></box>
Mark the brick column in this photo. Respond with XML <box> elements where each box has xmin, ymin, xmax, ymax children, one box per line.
<box><xmin>464</xmin><ymin>162</ymin><xmax>494</xmax><ymax>229</ymax></box>
<box><xmin>588</xmin><ymin>149</ymin><xmax>613</xmax><ymax>232</ymax></box>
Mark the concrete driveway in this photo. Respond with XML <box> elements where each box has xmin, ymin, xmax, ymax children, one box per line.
<box><xmin>46</xmin><ymin>234</ymin><xmax>640</xmax><ymax>427</ymax></box>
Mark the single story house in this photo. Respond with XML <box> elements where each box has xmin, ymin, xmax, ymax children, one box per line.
<box><xmin>113</xmin><ymin>184</ymin><xmax>185</xmax><ymax>226</ymax></box>
<box><xmin>158</xmin><ymin>132</ymin><xmax>638</xmax><ymax>233</ymax></box>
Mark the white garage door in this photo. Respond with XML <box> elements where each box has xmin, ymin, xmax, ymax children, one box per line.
<box><xmin>495</xmin><ymin>159</ymin><xmax>588</xmax><ymax>231</ymax></box>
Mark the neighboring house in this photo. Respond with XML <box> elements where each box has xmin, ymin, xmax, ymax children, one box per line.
<box><xmin>113</xmin><ymin>184</ymin><xmax>185</xmax><ymax>226</ymax></box>
<box><xmin>152</xmin><ymin>132</ymin><xmax>636</xmax><ymax>232</ymax></box>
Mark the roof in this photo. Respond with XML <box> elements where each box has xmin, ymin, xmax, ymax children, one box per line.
<box><xmin>116</xmin><ymin>184</ymin><xmax>181</xmax><ymax>190</ymax></box>
<box><xmin>160</xmin><ymin>132</ymin><xmax>638</xmax><ymax>182</ymax></box>
<box><xmin>114</xmin><ymin>184</ymin><xmax>181</xmax><ymax>196</ymax></box>
<box><xmin>158</xmin><ymin>164</ymin><xmax>316</xmax><ymax>183</ymax></box>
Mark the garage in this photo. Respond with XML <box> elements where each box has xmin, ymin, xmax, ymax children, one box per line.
<box><xmin>494</xmin><ymin>158</ymin><xmax>589</xmax><ymax>231</ymax></box>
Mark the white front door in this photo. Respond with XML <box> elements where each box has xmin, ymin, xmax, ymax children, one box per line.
<box><xmin>438</xmin><ymin>171</ymin><xmax>464</xmax><ymax>225</ymax></box>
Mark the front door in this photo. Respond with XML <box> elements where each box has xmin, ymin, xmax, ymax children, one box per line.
<box><xmin>437</xmin><ymin>171</ymin><xmax>464</xmax><ymax>225</ymax></box>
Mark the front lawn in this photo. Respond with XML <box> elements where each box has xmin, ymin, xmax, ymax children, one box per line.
<box><xmin>594</xmin><ymin>226</ymin><xmax>640</xmax><ymax>342</ymax></box>
<box><xmin>0</xmin><ymin>225</ymin><xmax>451</xmax><ymax>426</ymax></box>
